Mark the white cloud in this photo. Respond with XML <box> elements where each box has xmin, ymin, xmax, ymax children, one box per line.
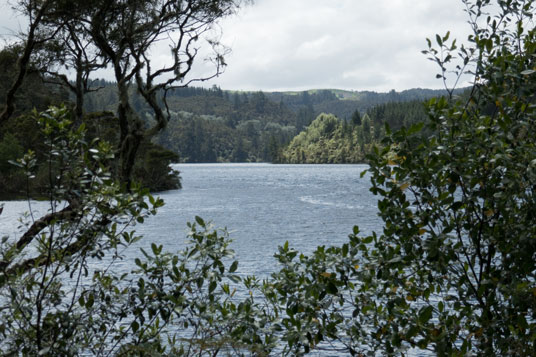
<box><xmin>203</xmin><ymin>0</ymin><xmax>473</xmax><ymax>91</ymax></box>
<box><xmin>0</xmin><ymin>0</ymin><xmax>474</xmax><ymax>92</ymax></box>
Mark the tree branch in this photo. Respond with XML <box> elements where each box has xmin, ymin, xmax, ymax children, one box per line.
<box><xmin>0</xmin><ymin>204</ymin><xmax>78</xmax><ymax>271</ymax></box>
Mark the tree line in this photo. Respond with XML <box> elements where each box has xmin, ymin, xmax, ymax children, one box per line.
<box><xmin>80</xmin><ymin>83</ymin><xmax>447</xmax><ymax>164</ymax></box>
<box><xmin>276</xmin><ymin>99</ymin><xmax>432</xmax><ymax>163</ymax></box>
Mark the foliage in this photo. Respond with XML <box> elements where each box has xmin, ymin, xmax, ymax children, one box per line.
<box><xmin>133</xmin><ymin>141</ymin><xmax>182</xmax><ymax>191</ymax></box>
<box><xmin>81</xmin><ymin>110</ymin><xmax>182</xmax><ymax>191</ymax></box>
<box><xmin>0</xmin><ymin>133</ymin><xmax>24</xmax><ymax>174</ymax></box>
<box><xmin>357</xmin><ymin>1</ymin><xmax>536</xmax><ymax>353</ymax></box>
<box><xmin>366</xmin><ymin>100</ymin><xmax>431</xmax><ymax>138</ymax></box>
<box><xmin>0</xmin><ymin>133</ymin><xmax>26</xmax><ymax>194</ymax></box>
<box><xmin>278</xmin><ymin>100</ymin><xmax>430</xmax><ymax>164</ymax></box>
<box><xmin>84</xmin><ymin>84</ymin><xmax>448</xmax><ymax>163</ymax></box>
<box><xmin>3</xmin><ymin>0</ymin><xmax>535</xmax><ymax>356</ymax></box>
<box><xmin>1</xmin><ymin>0</ymin><xmax>245</xmax><ymax>187</ymax></box>
<box><xmin>0</xmin><ymin>107</ymin><xmax>275</xmax><ymax>355</ymax></box>
<box><xmin>279</xmin><ymin>113</ymin><xmax>363</xmax><ymax>163</ymax></box>
<box><xmin>153</xmin><ymin>95</ymin><xmax>298</xmax><ymax>163</ymax></box>
<box><xmin>0</xmin><ymin>105</ymin><xmax>159</xmax><ymax>353</ymax></box>
<box><xmin>0</xmin><ymin>106</ymin><xmax>179</xmax><ymax>196</ymax></box>
<box><xmin>266</xmin><ymin>0</ymin><xmax>536</xmax><ymax>355</ymax></box>
<box><xmin>0</xmin><ymin>44</ymin><xmax>68</xmax><ymax>118</ymax></box>
<box><xmin>263</xmin><ymin>239</ymin><xmax>365</xmax><ymax>355</ymax></box>
<box><xmin>278</xmin><ymin>112</ymin><xmax>380</xmax><ymax>164</ymax></box>
<box><xmin>267</xmin><ymin>88</ymin><xmax>460</xmax><ymax>120</ymax></box>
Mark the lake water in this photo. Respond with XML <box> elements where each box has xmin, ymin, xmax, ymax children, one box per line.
<box><xmin>0</xmin><ymin>163</ymin><xmax>382</xmax><ymax>278</ymax></box>
<box><xmin>0</xmin><ymin>164</ymin><xmax>388</xmax><ymax>355</ymax></box>
<box><xmin>137</xmin><ymin>163</ymin><xmax>381</xmax><ymax>277</ymax></box>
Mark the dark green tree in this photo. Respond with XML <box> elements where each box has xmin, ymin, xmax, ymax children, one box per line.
<box><xmin>350</xmin><ymin>109</ymin><xmax>362</xmax><ymax>126</ymax></box>
<box><xmin>233</xmin><ymin>137</ymin><xmax>248</xmax><ymax>162</ymax></box>
<box><xmin>3</xmin><ymin>0</ymin><xmax>246</xmax><ymax>186</ymax></box>
<box><xmin>132</xmin><ymin>141</ymin><xmax>181</xmax><ymax>192</ymax></box>
<box><xmin>268</xmin><ymin>135</ymin><xmax>280</xmax><ymax>162</ymax></box>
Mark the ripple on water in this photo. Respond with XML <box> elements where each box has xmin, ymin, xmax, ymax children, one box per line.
<box><xmin>1</xmin><ymin>164</ymin><xmax>381</xmax><ymax>278</ymax></box>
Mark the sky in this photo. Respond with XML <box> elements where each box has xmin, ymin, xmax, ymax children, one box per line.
<box><xmin>0</xmin><ymin>0</ymin><xmax>473</xmax><ymax>92</ymax></box>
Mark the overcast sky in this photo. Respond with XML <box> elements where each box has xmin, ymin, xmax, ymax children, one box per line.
<box><xmin>0</xmin><ymin>0</ymin><xmax>473</xmax><ymax>92</ymax></box>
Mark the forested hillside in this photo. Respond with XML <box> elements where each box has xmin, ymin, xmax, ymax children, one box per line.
<box><xmin>153</xmin><ymin>89</ymin><xmax>298</xmax><ymax>162</ymax></box>
<box><xmin>278</xmin><ymin>99</ymin><xmax>429</xmax><ymax>163</ymax></box>
<box><xmin>1</xmin><ymin>56</ymin><xmax>446</xmax><ymax>193</ymax></box>
<box><xmin>83</xmin><ymin>84</ymin><xmax>450</xmax><ymax>163</ymax></box>
<box><xmin>0</xmin><ymin>33</ymin><xmax>460</xmax><ymax>173</ymax></box>
<box><xmin>1</xmin><ymin>50</ymin><xmax>450</xmax><ymax>175</ymax></box>
<box><xmin>0</xmin><ymin>52</ymin><xmax>180</xmax><ymax>196</ymax></box>
<box><xmin>266</xmin><ymin>87</ymin><xmax>462</xmax><ymax>120</ymax></box>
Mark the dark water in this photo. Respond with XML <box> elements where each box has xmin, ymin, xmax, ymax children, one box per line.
<box><xmin>0</xmin><ymin>164</ymin><xmax>382</xmax><ymax>277</ymax></box>
<box><xmin>135</xmin><ymin>163</ymin><xmax>381</xmax><ymax>277</ymax></box>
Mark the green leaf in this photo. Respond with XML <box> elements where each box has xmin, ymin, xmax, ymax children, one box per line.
<box><xmin>326</xmin><ymin>282</ymin><xmax>338</xmax><ymax>295</ymax></box>
<box><xmin>229</xmin><ymin>261</ymin><xmax>238</xmax><ymax>273</ymax></box>
<box><xmin>87</xmin><ymin>294</ymin><xmax>94</xmax><ymax>308</ymax></box>
<box><xmin>131</xmin><ymin>320</ymin><xmax>139</xmax><ymax>333</ymax></box>
<box><xmin>209</xmin><ymin>281</ymin><xmax>217</xmax><ymax>293</ymax></box>
<box><xmin>419</xmin><ymin>306</ymin><xmax>434</xmax><ymax>324</ymax></box>
<box><xmin>362</xmin><ymin>236</ymin><xmax>373</xmax><ymax>244</ymax></box>
<box><xmin>195</xmin><ymin>216</ymin><xmax>205</xmax><ymax>226</ymax></box>
<box><xmin>229</xmin><ymin>275</ymin><xmax>242</xmax><ymax>283</ymax></box>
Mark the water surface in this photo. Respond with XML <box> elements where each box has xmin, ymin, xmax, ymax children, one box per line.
<box><xmin>1</xmin><ymin>164</ymin><xmax>381</xmax><ymax>277</ymax></box>
<box><xmin>137</xmin><ymin>163</ymin><xmax>381</xmax><ymax>277</ymax></box>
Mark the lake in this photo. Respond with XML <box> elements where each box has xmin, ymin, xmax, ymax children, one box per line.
<box><xmin>0</xmin><ymin>163</ymin><xmax>382</xmax><ymax>278</ymax></box>
<box><xmin>0</xmin><ymin>163</ymin><xmax>388</xmax><ymax>355</ymax></box>
<box><xmin>136</xmin><ymin>163</ymin><xmax>381</xmax><ymax>277</ymax></box>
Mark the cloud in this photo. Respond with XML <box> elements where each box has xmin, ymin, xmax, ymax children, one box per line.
<box><xmin>0</xmin><ymin>2</ymin><xmax>26</xmax><ymax>40</ymax></box>
<box><xmin>0</xmin><ymin>0</ymin><xmax>473</xmax><ymax>92</ymax></box>
<box><xmin>205</xmin><ymin>0</ymin><xmax>472</xmax><ymax>91</ymax></box>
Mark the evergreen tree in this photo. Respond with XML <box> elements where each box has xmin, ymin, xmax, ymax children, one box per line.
<box><xmin>351</xmin><ymin>109</ymin><xmax>362</xmax><ymax>126</ymax></box>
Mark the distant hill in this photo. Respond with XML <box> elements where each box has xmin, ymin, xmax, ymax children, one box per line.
<box><xmin>265</xmin><ymin>87</ymin><xmax>465</xmax><ymax>119</ymax></box>
<box><xmin>82</xmin><ymin>84</ymin><xmax>462</xmax><ymax>163</ymax></box>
